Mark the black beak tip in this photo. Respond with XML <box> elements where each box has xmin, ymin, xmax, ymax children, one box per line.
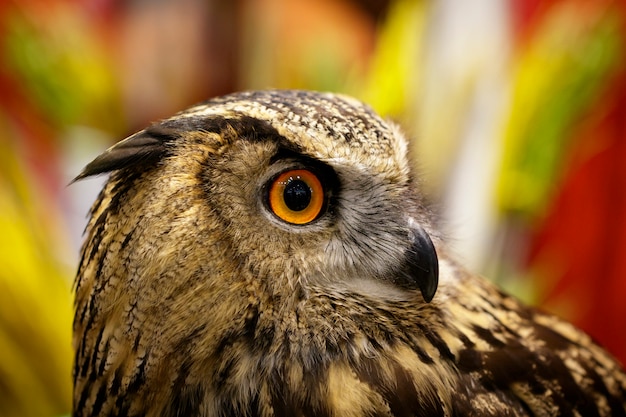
<box><xmin>419</xmin><ymin>263</ymin><xmax>439</xmax><ymax>303</ymax></box>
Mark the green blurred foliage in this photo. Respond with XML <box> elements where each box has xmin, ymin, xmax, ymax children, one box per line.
<box><xmin>2</xmin><ymin>4</ymin><xmax>124</xmax><ymax>131</ymax></box>
<box><xmin>498</xmin><ymin>4</ymin><xmax>624</xmax><ymax>218</ymax></box>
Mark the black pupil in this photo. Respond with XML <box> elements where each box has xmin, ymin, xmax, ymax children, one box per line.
<box><xmin>284</xmin><ymin>179</ymin><xmax>311</xmax><ymax>211</ymax></box>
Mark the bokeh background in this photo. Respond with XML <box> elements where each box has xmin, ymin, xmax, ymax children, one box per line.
<box><xmin>1</xmin><ymin>0</ymin><xmax>625</xmax><ymax>415</ymax></box>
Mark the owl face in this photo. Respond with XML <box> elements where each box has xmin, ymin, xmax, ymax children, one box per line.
<box><xmin>77</xmin><ymin>90</ymin><xmax>438</xmax><ymax>307</ymax></box>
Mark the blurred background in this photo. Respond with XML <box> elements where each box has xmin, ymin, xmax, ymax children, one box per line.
<box><xmin>1</xmin><ymin>0</ymin><xmax>625</xmax><ymax>415</ymax></box>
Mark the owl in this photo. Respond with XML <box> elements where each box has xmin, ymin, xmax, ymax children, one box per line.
<box><xmin>73</xmin><ymin>90</ymin><xmax>626</xmax><ymax>416</ymax></box>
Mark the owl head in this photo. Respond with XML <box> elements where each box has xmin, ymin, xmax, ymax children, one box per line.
<box><xmin>73</xmin><ymin>90</ymin><xmax>441</xmax><ymax>413</ymax></box>
<box><xmin>76</xmin><ymin>90</ymin><xmax>438</xmax><ymax>305</ymax></box>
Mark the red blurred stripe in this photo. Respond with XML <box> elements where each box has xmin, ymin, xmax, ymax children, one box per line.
<box><xmin>529</xmin><ymin>62</ymin><xmax>626</xmax><ymax>363</ymax></box>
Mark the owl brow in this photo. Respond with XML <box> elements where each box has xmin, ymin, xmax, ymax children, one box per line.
<box><xmin>177</xmin><ymin>114</ymin><xmax>283</xmax><ymax>143</ymax></box>
<box><xmin>268</xmin><ymin>145</ymin><xmax>307</xmax><ymax>164</ymax></box>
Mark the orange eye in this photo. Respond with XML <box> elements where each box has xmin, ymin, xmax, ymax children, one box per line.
<box><xmin>268</xmin><ymin>169</ymin><xmax>325</xmax><ymax>225</ymax></box>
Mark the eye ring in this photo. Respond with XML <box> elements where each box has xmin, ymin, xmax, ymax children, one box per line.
<box><xmin>268</xmin><ymin>169</ymin><xmax>325</xmax><ymax>225</ymax></box>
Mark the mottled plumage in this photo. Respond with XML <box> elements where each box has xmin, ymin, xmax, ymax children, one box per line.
<box><xmin>73</xmin><ymin>90</ymin><xmax>626</xmax><ymax>416</ymax></box>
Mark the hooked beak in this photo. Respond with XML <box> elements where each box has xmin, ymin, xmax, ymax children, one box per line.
<box><xmin>394</xmin><ymin>225</ymin><xmax>439</xmax><ymax>302</ymax></box>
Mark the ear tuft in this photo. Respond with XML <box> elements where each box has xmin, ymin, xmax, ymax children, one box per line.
<box><xmin>72</xmin><ymin>127</ymin><xmax>177</xmax><ymax>183</ymax></box>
